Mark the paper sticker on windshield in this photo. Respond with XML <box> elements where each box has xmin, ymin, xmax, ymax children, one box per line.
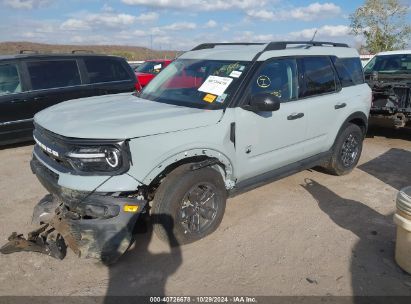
<box><xmin>154</xmin><ymin>64</ymin><xmax>162</xmax><ymax>70</ymax></box>
<box><xmin>198</xmin><ymin>76</ymin><xmax>233</xmax><ymax>96</ymax></box>
<box><xmin>229</xmin><ymin>71</ymin><xmax>242</xmax><ymax>78</ymax></box>
<box><xmin>216</xmin><ymin>93</ymin><xmax>227</xmax><ymax>103</ymax></box>
<box><xmin>203</xmin><ymin>94</ymin><xmax>217</xmax><ymax>103</ymax></box>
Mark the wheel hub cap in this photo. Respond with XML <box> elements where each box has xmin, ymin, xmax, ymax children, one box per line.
<box><xmin>341</xmin><ymin>134</ymin><xmax>359</xmax><ymax>167</ymax></box>
<box><xmin>179</xmin><ymin>183</ymin><xmax>218</xmax><ymax>234</ymax></box>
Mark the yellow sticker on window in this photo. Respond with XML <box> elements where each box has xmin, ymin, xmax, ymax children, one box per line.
<box><xmin>203</xmin><ymin>94</ymin><xmax>217</xmax><ymax>103</ymax></box>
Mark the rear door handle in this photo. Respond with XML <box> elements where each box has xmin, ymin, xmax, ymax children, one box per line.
<box><xmin>10</xmin><ymin>98</ymin><xmax>26</xmax><ymax>103</ymax></box>
<box><xmin>287</xmin><ymin>113</ymin><xmax>304</xmax><ymax>120</ymax></box>
<box><xmin>335</xmin><ymin>103</ymin><xmax>347</xmax><ymax>110</ymax></box>
<box><xmin>34</xmin><ymin>96</ymin><xmax>46</xmax><ymax>101</ymax></box>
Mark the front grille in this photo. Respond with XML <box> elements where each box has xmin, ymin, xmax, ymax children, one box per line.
<box><xmin>392</xmin><ymin>87</ymin><xmax>410</xmax><ymax>108</ymax></box>
<box><xmin>33</xmin><ymin>124</ymin><xmax>75</xmax><ymax>172</ymax></box>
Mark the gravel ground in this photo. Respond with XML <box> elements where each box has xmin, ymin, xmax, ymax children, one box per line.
<box><xmin>0</xmin><ymin>125</ymin><xmax>410</xmax><ymax>297</ymax></box>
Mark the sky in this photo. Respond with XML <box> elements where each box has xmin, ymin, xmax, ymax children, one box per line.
<box><xmin>0</xmin><ymin>0</ymin><xmax>409</xmax><ymax>50</ymax></box>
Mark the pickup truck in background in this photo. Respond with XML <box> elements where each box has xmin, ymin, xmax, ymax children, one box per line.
<box><xmin>364</xmin><ymin>50</ymin><xmax>411</xmax><ymax>128</ymax></box>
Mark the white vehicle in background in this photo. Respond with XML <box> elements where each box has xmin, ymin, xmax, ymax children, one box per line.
<box><xmin>360</xmin><ymin>54</ymin><xmax>374</xmax><ymax>67</ymax></box>
<box><xmin>1</xmin><ymin>41</ymin><xmax>371</xmax><ymax>264</ymax></box>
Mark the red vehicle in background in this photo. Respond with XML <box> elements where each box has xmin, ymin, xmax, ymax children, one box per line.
<box><xmin>135</xmin><ymin>59</ymin><xmax>172</xmax><ymax>87</ymax></box>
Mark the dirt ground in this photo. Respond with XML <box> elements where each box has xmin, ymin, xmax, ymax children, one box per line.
<box><xmin>0</xmin><ymin>125</ymin><xmax>410</xmax><ymax>297</ymax></box>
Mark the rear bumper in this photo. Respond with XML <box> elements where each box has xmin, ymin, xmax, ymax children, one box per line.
<box><xmin>30</xmin><ymin>155</ymin><xmax>147</xmax><ymax>262</ymax></box>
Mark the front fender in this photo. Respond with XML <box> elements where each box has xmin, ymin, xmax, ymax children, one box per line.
<box><xmin>126</xmin><ymin>122</ymin><xmax>236</xmax><ymax>189</ymax></box>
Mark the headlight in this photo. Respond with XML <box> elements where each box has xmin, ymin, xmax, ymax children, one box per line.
<box><xmin>66</xmin><ymin>145</ymin><xmax>128</xmax><ymax>174</ymax></box>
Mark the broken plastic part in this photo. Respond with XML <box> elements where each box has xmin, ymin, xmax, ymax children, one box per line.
<box><xmin>0</xmin><ymin>224</ymin><xmax>66</xmax><ymax>260</ymax></box>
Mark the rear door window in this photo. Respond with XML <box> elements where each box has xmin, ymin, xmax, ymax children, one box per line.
<box><xmin>300</xmin><ymin>57</ymin><xmax>337</xmax><ymax>97</ymax></box>
<box><xmin>27</xmin><ymin>60</ymin><xmax>81</xmax><ymax>90</ymax></box>
<box><xmin>0</xmin><ymin>63</ymin><xmax>22</xmax><ymax>95</ymax></box>
<box><xmin>83</xmin><ymin>57</ymin><xmax>130</xmax><ymax>84</ymax></box>
<box><xmin>332</xmin><ymin>57</ymin><xmax>364</xmax><ymax>87</ymax></box>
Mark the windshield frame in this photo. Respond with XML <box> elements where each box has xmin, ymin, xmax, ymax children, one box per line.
<box><xmin>138</xmin><ymin>58</ymin><xmax>252</xmax><ymax>110</ymax></box>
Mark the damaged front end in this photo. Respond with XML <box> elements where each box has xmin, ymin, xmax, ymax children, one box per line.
<box><xmin>1</xmin><ymin>156</ymin><xmax>148</xmax><ymax>264</ymax></box>
<box><xmin>367</xmin><ymin>73</ymin><xmax>411</xmax><ymax>128</ymax></box>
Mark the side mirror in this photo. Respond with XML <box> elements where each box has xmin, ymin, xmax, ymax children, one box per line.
<box><xmin>243</xmin><ymin>93</ymin><xmax>281</xmax><ymax>112</ymax></box>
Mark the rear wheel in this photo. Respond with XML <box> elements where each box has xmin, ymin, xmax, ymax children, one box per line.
<box><xmin>151</xmin><ymin>165</ymin><xmax>227</xmax><ymax>246</ymax></box>
<box><xmin>324</xmin><ymin>123</ymin><xmax>363</xmax><ymax>176</ymax></box>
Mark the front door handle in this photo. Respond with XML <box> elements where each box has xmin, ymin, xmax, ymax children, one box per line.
<box><xmin>335</xmin><ymin>103</ymin><xmax>347</xmax><ymax>110</ymax></box>
<box><xmin>34</xmin><ymin>96</ymin><xmax>46</xmax><ymax>101</ymax></box>
<box><xmin>287</xmin><ymin>113</ymin><xmax>304</xmax><ymax>120</ymax></box>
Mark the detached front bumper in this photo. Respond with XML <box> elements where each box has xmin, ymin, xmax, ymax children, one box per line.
<box><xmin>30</xmin><ymin>155</ymin><xmax>148</xmax><ymax>263</ymax></box>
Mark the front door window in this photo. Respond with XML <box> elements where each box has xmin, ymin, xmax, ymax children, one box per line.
<box><xmin>250</xmin><ymin>59</ymin><xmax>298</xmax><ymax>102</ymax></box>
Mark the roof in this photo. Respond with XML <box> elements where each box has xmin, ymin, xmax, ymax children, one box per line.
<box><xmin>0</xmin><ymin>53</ymin><xmax>124</xmax><ymax>61</ymax></box>
<box><xmin>180</xmin><ymin>41</ymin><xmax>359</xmax><ymax>61</ymax></box>
<box><xmin>144</xmin><ymin>59</ymin><xmax>172</xmax><ymax>62</ymax></box>
<box><xmin>376</xmin><ymin>50</ymin><xmax>411</xmax><ymax>56</ymax></box>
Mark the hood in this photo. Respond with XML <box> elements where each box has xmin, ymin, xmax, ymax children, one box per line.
<box><xmin>34</xmin><ymin>93</ymin><xmax>224</xmax><ymax>139</ymax></box>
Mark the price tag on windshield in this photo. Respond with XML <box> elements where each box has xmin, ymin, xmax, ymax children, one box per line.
<box><xmin>198</xmin><ymin>76</ymin><xmax>233</xmax><ymax>96</ymax></box>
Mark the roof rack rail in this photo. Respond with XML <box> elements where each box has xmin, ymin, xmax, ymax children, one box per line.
<box><xmin>191</xmin><ymin>41</ymin><xmax>349</xmax><ymax>52</ymax></box>
<box><xmin>71</xmin><ymin>49</ymin><xmax>94</xmax><ymax>54</ymax></box>
<box><xmin>19</xmin><ymin>50</ymin><xmax>39</xmax><ymax>54</ymax></box>
<box><xmin>191</xmin><ymin>42</ymin><xmax>265</xmax><ymax>51</ymax></box>
<box><xmin>263</xmin><ymin>41</ymin><xmax>349</xmax><ymax>51</ymax></box>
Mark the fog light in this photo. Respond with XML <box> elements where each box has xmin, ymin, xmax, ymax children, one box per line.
<box><xmin>123</xmin><ymin>204</ymin><xmax>139</xmax><ymax>213</ymax></box>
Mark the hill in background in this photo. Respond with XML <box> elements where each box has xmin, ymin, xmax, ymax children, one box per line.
<box><xmin>0</xmin><ymin>41</ymin><xmax>180</xmax><ymax>60</ymax></box>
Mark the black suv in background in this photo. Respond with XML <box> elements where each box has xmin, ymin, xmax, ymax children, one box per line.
<box><xmin>364</xmin><ymin>51</ymin><xmax>411</xmax><ymax>128</ymax></box>
<box><xmin>0</xmin><ymin>53</ymin><xmax>138</xmax><ymax>145</ymax></box>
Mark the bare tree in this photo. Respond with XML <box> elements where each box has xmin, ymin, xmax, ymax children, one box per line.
<box><xmin>350</xmin><ymin>0</ymin><xmax>411</xmax><ymax>53</ymax></box>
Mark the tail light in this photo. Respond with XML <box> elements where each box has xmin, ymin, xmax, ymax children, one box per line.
<box><xmin>134</xmin><ymin>80</ymin><xmax>142</xmax><ymax>92</ymax></box>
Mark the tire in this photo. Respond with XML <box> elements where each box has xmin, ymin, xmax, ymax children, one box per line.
<box><xmin>151</xmin><ymin>165</ymin><xmax>227</xmax><ymax>246</ymax></box>
<box><xmin>323</xmin><ymin>123</ymin><xmax>364</xmax><ymax>176</ymax></box>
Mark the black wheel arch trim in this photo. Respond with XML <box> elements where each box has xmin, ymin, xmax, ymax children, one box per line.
<box><xmin>333</xmin><ymin>111</ymin><xmax>368</xmax><ymax>148</ymax></box>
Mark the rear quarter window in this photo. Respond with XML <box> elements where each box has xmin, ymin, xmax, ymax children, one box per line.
<box><xmin>332</xmin><ymin>57</ymin><xmax>364</xmax><ymax>87</ymax></box>
<box><xmin>83</xmin><ymin>57</ymin><xmax>131</xmax><ymax>84</ymax></box>
<box><xmin>27</xmin><ymin>60</ymin><xmax>81</xmax><ymax>90</ymax></box>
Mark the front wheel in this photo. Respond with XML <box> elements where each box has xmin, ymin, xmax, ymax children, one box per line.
<box><xmin>151</xmin><ymin>165</ymin><xmax>227</xmax><ymax>246</ymax></box>
<box><xmin>323</xmin><ymin>123</ymin><xmax>364</xmax><ymax>176</ymax></box>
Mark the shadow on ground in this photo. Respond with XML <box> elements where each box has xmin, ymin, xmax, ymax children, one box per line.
<box><xmin>358</xmin><ymin>148</ymin><xmax>411</xmax><ymax>191</ymax></box>
<box><xmin>104</xmin><ymin>214</ymin><xmax>182</xmax><ymax>302</ymax></box>
<box><xmin>0</xmin><ymin>140</ymin><xmax>34</xmax><ymax>151</ymax></box>
<box><xmin>367</xmin><ymin>121</ymin><xmax>411</xmax><ymax>141</ymax></box>
<box><xmin>302</xmin><ymin>179</ymin><xmax>411</xmax><ymax>297</ymax></box>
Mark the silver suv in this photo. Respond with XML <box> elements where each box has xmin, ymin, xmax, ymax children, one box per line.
<box><xmin>2</xmin><ymin>41</ymin><xmax>371</xmax><ymax>264</ymax></box>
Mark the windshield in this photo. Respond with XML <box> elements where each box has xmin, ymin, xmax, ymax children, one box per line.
<box><xmin>135</xmin><ymin>61</ymin><xmax>165</xmax><ymax>74</ymax></box>
<box><xmin>364</xmin><ymin>54</ymin><xmax>411</xmax><ymax>74</ymax></box>
<box><xmin>139</xmin><ymin>59</ymin><xmax>250</xmax><ymax>109</ymax></box>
